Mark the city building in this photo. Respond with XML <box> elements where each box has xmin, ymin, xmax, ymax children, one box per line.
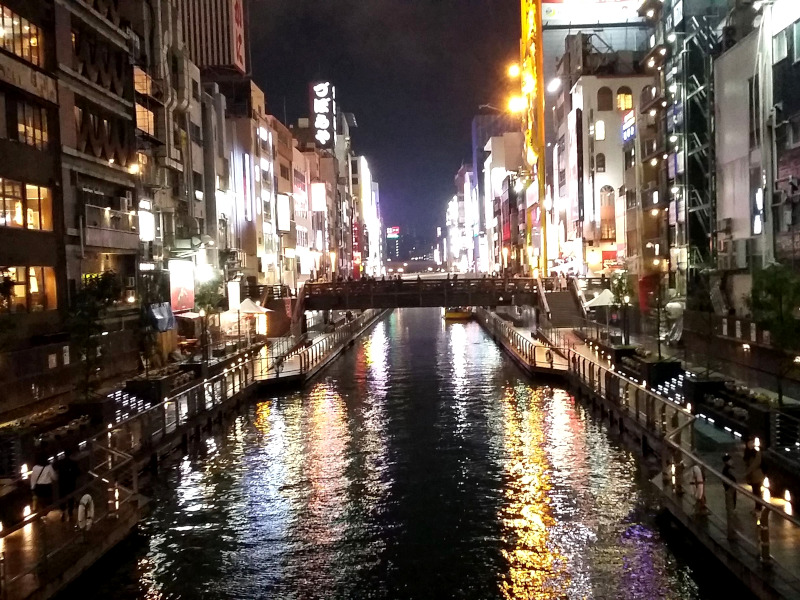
<box><xmin>0</xmin><ymin>1</ymin><xmax>64</xmax><ymax>415</ymax></box>
<box><xmin>551</xmin><ymin>33</ymin><xmax>650</xmax><ymax>277</ymax></box>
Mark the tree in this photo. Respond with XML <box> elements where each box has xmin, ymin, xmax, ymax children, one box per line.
<box><xmin>194</xmin><ymin>275</ymin><xmax>225</xmax><ymax>314</ymax></box>
<box><xmin>68</xmin><ymin>271</ymin><xmax>121</xmax><ymax>400</ymax></box>
<box><xmin>750</xmin><ymin>264</ymin><xmax>800</xmax><ymax>405</ymax></box>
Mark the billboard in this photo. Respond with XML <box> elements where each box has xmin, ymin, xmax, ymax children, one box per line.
<box><xmin>309</xmin><ymin>81</ymin><xmax>336</xmax><ymax>148</ymax></box>
<box><xmin>543</xmin><ymin>0</ymin><xmax>641</xmax><ymax>25</ymax></box>
<box><xmin>168</xmin><ymin>260</ymin><xmax>195</xmax><ymax>313</ymax></box>
<box><xmin>276</xmin><ymin>193</ymin><xmax>291</xmax><ymax>232</ymax></box>
<box><xmin>386</xmin><ymin>226</ymin><xmax>400</xmax><ymax>239</ymax></box>
<box><xmin>230</xmin><ymin>0</ymin><xmax>246</xmax><ymax>73</ymax></box>
<box><xmin>310</xmin><ymin>182</ymin><xmax>327</xmax><ymax>212</ymax></box>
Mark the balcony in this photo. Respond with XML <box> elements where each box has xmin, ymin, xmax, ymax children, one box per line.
<box><xmin>84</xmin><ymin>204</ymin><xmax>140</xmax><ymax>251</ymax></box>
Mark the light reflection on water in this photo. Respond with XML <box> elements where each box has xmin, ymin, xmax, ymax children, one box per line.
<box><xmin>76</xmin><ymin>309</ymin><xmax>710</xmax><ymax>600</ymax></box>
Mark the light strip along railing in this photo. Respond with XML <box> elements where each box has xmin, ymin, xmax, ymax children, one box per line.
<box><xmin>475</xmin><ymin>308</ymin><xmax>567</xmax><ymax>370</ymax></box>
<box><xmin>548</xmin><ymin>334</ymin><xmax>800</xmax><ymax>590</ymax></box>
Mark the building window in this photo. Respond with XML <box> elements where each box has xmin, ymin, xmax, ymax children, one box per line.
<box><xmin>191</xmin><ymin>80</ymin><xmax>200</xmax><ymax>101</ymax></box>
<box><xmin>595</xmin><ymin>120</ymin><xmax>606</xmax><ymax>141</ymax></box>
<box><xmin>0</xmin><ymin>265</ymin><xmax>56</xmax><ymax>313</ymax></box>
<box><xmin>596</xmin><ymin>153</ymin><xmax>606</xmax><ymax>173</ymax></box>
<box><xmin>0</xmin><ymin>179</ymin><xmax>23</xmax><ymax>227</ymax></box>
<box><xmin>794</xmin><ymin>22</ymin><xmax>800</xmax><ymax>63</ymax></box>
<box><xmin>16</xmin><ymin>101</ymin><xmax>48</xmax><ymax>150</ymax></box>
<box><xmin>0</xmin><ymin>178</ymin><xmax>52</xmax><ymax>231</ymax></box>
<box><xmin>774</xmin><ymin>28</ymin><xmax>788</xmax><ymax>64</ymax></box>
<box><xmin>0</xmin><ymin>6</ymin><xmax>43</xmax><ymax>67</ymax></box>
<box><xmin>600</xmin><ymin>185</ymin><xmax>615</xmax><ymax>207</ymax></box>
<box><xmin>136</xmin><ymin>103</ymin><xmax>155</xmax><ymax>136</ymax></box>
<box><xmin>597</xmin><ymin>87</ymin><xmax>613</xmax><ymax>111</ymax></box>
<box><xmin>617</xmin><ymin>87</ymin><xmax>633</xmax><ymax>111</ymax></box>
<box><xmin>25</xmin><ymin>184</ymin><xmax>52</xmax><ymax>230</ymax></box>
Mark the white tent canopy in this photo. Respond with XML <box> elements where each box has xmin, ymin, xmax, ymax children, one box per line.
<box><xmin>584</xmin><ymin>289</ymin><xmax>615</xmax><ymax>308</ymax></box>
<box><xmin>238</xmin><ymin>298</ymin><xmax>272</xmax><ymax>314</ymax></box>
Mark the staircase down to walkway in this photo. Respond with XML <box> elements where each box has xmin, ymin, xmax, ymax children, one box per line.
<box><xmin>545</xmin><ymin>291</ymin><xmax>584</xmax><ymax>328</ymax></box>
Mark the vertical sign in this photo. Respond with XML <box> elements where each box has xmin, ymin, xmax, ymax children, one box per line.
<box><xmin>168</xmin><ymin>260</ymin><xmax>195</xmax><ymax>312</ymax></box>
<box><xmin>309</xmin><ymin>81</ymin><xmax>336</xmax><ymax>148</ymax></box>
<box><xmin>230</xmin><ymin>0</ymin><xmax>246</xmax><ymax>74</ymax></box>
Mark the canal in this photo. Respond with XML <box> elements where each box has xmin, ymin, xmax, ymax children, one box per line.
<box><xmin>72</xmin><ymin>308</ymin><xmax>739</xmax><ymax>599</ymax></box>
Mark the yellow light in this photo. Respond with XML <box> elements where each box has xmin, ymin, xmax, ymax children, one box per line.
<box><xmin>764</xmin><ymin>476</ymin><xmax>770</xmax><ymax>489</ymax></box>
<box><xmin>508</xmin><ymin>95</ymin><xmax>526</xmax><ymax>114</ymax></box>
<box><xmin>507</xmin><ymin>63</ymin><xmax>521</xmax><ymax>78</ymax></box>
<box><xmin>653</xmin><ymin>259</ymin><xmax>660</xmax><ymax>266</ymax></box>
<box><xmin>129</xmin><ymin>163</ymin><xmax>141</xmax><ymax>175</ymax></box>
<box><xmin>28</xmin><ymin>268</ymin><xmax>38</xmax><ymax>293</ymax></box>
<box><xmin>650</xmin><ymin>158</ymin><xmax>658</xmax><ymax>166</ymax></box>
<box><xmin>785</xmin><ymin>489</ymin><xmax>792</xmax><ymax>503</ymax></box>
<box><xmin>650</xmin><ymin>208</ymin><xmax>659</xmax><ymax>216</ymax></box>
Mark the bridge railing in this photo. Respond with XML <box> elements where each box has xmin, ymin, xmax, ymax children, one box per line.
<box><xmin>304</xmin><ymin>277</ymin><xmax>538</xmax><ymax>298</ymax></box>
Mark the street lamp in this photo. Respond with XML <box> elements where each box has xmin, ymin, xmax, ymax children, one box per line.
<box><xmin>508</xmin><ymin>63</ymin><xmax>521</xmax><ymax>78</ymax></box>
<box><xmin>546</xmin><ymin>77</ymin><xmax>563</xmax><ymax>94</ymax></box>
<box><xmin>507</xmin><ymin>95</ymin><xmax>526</xmax><ymax>114</ymax></box>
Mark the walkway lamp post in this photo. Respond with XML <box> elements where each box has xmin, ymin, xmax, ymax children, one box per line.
<box><xmin>623</xmin><ymin>295</ymin><xmax>631</xmax><ymax>346</ymax></box>
<box><xmin>198</xmin><ymin>308</ymin><xmax>209</xmax><ymax>367</ymax></box>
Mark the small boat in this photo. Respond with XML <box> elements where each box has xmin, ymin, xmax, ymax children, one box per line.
<box><xmin>444</xmin><ymin>307</ymin><xmax>473</xmax><ymax>320</ymax></box>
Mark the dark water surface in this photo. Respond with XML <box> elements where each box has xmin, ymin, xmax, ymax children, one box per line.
<box><xmin>73</xmin><ymin>309</ymin><xmax>725</xmax><ymax>599</ymax></box>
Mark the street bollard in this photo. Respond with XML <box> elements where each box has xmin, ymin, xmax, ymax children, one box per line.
<box><xmin>759</xmin><ymin>508</ymin><xmax>772</xmax><ymax>566</ymax></box>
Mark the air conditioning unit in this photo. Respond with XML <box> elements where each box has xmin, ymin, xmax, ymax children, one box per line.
<box><xmin>117</xmin><ymin>196</ymin><xmax>130</xmax><ymax>212</ymax></box>
<box><xmin>734</xmin><ymin>238</ymin><xmax>749</xmax><ymax>269</ymax></box>
<box><xmin>717</xmin><ymin>218</ymin><xmax>732</xmax><ymax>235</ymax></box>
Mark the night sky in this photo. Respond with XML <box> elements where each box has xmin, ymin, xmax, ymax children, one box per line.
<box><xmin>249</xmin><ymin>0</ymin><xmax>519</xmax><ymax>245</ymax></box>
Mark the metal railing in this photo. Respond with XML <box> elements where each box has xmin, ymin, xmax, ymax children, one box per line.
<box><xmin>0</xmin><ymin>431</ymin><xmax>139</xmax><ymax>598</ymax></box>
<box><xmin>296</xmin><ymin>310</ymin><xmax>384</xmax><ymax>374</ymax></box>
<box><xmin>476</xmin><ymin>308</ymin><xmax>567</xmax><ymax>371</ymax></box>
<box><xmin>547</xmin><ymin>334</ymin><xmax>800</xmax><ymax>592</ymax></box>
<box><xmin>84</xmin><ymin>204</ymin><xmax>139</xmax><ymax>233</ymax></box>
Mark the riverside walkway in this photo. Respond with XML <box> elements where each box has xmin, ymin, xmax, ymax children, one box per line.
<box><xmin>0</xmin><ymin>309</ymin><xmax>387</xmax><ymax>600</ymax></box>
<box><xmin>478</xmin><ymin>309</ymin><xmax>800</xmax><ymax>600</ymax></box>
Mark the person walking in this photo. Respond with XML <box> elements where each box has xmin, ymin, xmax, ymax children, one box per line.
<box><xmin>744</xmin><ymin>437</ymin><xmax>765</xmax><ymax>513</ymax></box>
<box><xmin>30</xmin><ymin>455</ymin><xmax>57</xmax><ymax>517</ymax></box>
<box><xmin>56</xmin><ymin>450</ymin><xmax>79</xmax><ymax>521</ymax></box>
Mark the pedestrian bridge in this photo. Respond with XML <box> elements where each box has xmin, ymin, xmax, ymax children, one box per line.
<box><xmin>302</xmin><ymin>278</ymin><xmax>539</xmax><ymax>310</ymax></box>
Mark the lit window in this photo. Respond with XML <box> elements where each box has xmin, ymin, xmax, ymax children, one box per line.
<box><xmin>136</xmin><ymin>103</ymin><xmax>155</xmax><ymax>136</ymax></box>
<box><xmin>617</xmin><ymin>87</ymin><xmax>633</xmax><ymax>111</ymax></box>
<box><xmin>0</xmin><ymin>7</ymin><xmax>43</xmax><ymax>67</ymax></box>
<box><xmin>25</xmin><ymin>184</ymin><xmax>52</xmax><ymax>231</ymax></box>
<box><xmin>16</xmin><ymin>101</ymin><xmax>48</xmax><ymax>150</ymax></box>
<box><xmin>0</xmin><ymin>178</ymin><xmax>23</xmax><ymax>227</ymax></box>
<box><xmin>595</xmin><ymin>120</ymin><xmax>606</xmax><ymax>141</ymax></box>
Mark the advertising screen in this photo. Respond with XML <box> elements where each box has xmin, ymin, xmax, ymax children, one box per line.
<box><xmin>277</xmin><ymin>194</ymin><xmax>291</xmax><ymax>232</ymax></box>
<box><xmin>386</xmin><ymin>226</ymin><xmax>400</xmax><ymax>239</ymax></box>
<box><xmin>543</xmin><ymin>0</ymin><xmax>641</xmax><ymax>25</ymax></box>
<box><xmin>168</xmin><ymin>260</ymin><xmax>195</xmax><ymax>313</ymax></box>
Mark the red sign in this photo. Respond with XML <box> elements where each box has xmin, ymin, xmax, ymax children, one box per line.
<box><xmin>168</xmin><ymin>260</ymin><xmax>195</xmax><ymax>312</ymax></box>
<box><xmin>230</xmin><ymin>0</ymin><xmax>246</xmax><ymax>74</ymax></box>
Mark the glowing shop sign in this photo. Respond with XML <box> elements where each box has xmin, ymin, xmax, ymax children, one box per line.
<box><xmin>622</xmin><ymin>110</ymin><xmax>636</xmax><ymax>142</ymax></box>
<box><xmin>310</xmin><ymin>81</ymin><xmax>336</xmax><ymax>148</ymax></box>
